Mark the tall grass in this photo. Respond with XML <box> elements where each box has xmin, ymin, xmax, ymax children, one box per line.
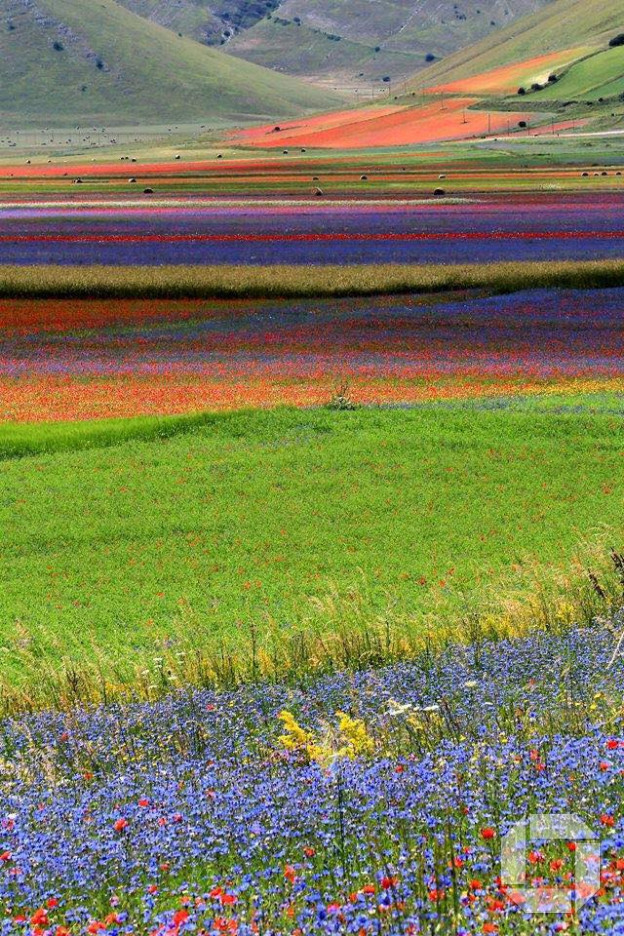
<box><xmin>0</xmin><ymin>531</ymin><xmax>622</xmax><ymax>716</ymax></box>
<box><xmin>0</xmin><ymin>410</ymin><xmax>225</xmax><ymax>459</ymax></box>
<box><xmin>2</xmin><ymin>260</ymin><xmax>624</xmax><ymax>299</ymax></box>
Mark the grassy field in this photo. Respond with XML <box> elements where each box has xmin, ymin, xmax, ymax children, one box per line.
<box><xmin>1</xmin><ymin>396</ymin><xmax>623</xmax><ymax>707</ymax></box>
<box><xmin>3</xmin><ymin>259</ymin><xmax>624</xmax><ymax>299</ymax></box>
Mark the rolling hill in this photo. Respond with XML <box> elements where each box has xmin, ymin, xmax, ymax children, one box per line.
<box><xmin>0</xmin><ymin>0</ymin><xmax>341</xmax><ymax>128</ymax></box>
<box><xmin>116</xmin><ymin>0</ymin><xmax>554</xmax><ymax>88</ymax></box>
<box><xmin>403</xmin><ymin>0</ymin><xmax>624</xmax><ymax>92</ymax></box>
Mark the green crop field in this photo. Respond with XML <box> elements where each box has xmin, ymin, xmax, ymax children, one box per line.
<box><xmin>536</xmin><ymin>46</ymin><xmax>624</xmax><ymax>101</ymax></box>
<box><xmin>1</xmin><ymin>396</ymin><xmax>623</xmax><ymax>707</ymax></box>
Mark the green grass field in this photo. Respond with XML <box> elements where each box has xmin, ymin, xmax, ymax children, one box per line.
<box><xmin>1</xmin><ymin>396</ymin><xmax>623</xmax><ymax>706</ymax></box>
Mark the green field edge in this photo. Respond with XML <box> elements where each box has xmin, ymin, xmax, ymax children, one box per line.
<box><xmin>0</xmin><ymin>409</ymin><xmax>231</xmax><ymax>460</ymax></box>
<box><xmin>2</xmin><ymin>391</ymin><xmax>623</xmax><ymax>460</ymax></box>
<box><xmin>2</xmin><ymin>259</ymin><xmax>624</xmax><ymax>298</ymax></box>
<box><xmin>2</xmin><ymin>393</ymin><xmax>624</xmax><ymax>713</ymax></box>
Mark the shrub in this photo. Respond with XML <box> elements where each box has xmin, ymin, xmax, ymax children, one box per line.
<box><xmin>517</xmin><ymin>86</ymin><xmax>526</xmax><ymax>95</ymax></box>
<box><xmin>326</xmin><ymin>382</ymin><xmax>358</xmax><ymax>410</ymax></box>
<box><xmin>609</xmin><ymin>34</ymin><xmax>624</xmax><ymax>47</ymax></box>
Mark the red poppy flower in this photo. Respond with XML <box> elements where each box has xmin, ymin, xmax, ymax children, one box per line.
<box><xmin>380</xmin><ymin>876</ymin><xmax>398</xmax><ymax>889</ymax></box>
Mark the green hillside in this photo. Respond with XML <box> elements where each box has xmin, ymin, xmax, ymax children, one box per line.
<box><xmin>227</xmin><ymin>16</ymin><xmax>423</xmax><ymax>88</ymax></box>
<box><xmin>116</xmin><ymin>0</ymin><xmax>553</xmax><ymax>88</ymax></box>
<box><xmin>0</xmin><ymin>0</ymin><xmax>340</xmax><ymax>127</ymax></box>
<box><xmin>403</xmin><ymin>0</ymin><xmax>624</xmax><ymax>90</ymax></box>
<box><xmin>531</xmin><ymin>46</ymin><xmax>624</xmax><ymax>102</ymax></box>
<box><xmin>230</xmin><ymin>0</ymin><xmax>553</xmax><ymax>86</ymax></box>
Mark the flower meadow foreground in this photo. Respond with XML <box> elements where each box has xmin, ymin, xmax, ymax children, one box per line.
<box><xmin>3</xmin><ymin>623</ymin><xmax>624</xmax><ymax>935</ymax></box>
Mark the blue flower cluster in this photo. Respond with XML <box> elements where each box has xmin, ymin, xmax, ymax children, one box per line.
<box><xmin>1</xmin><ymin>623</ymin><xmax>624</xmax><ymax>935</ymax></box>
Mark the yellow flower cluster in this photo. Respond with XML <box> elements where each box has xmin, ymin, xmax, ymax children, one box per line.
<box><xmin>278</xmin><ymin>709</ymin><xmax>374</xmax><ymax>765</ymax></box>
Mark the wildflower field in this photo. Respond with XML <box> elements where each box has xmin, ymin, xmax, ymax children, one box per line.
<box><xmin>2</xmin><ymin>148</ymin><xmax>624</xmax><ymax>934</ymax></box>
<box><xmin>4</xmin><ymin>623</ymin><xmax>624</xmax><ymax>935</ymax></box>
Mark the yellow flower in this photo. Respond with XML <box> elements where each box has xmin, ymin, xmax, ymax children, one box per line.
<box><xmin>278</xmin><ymin>710</ymin><xmax>313</xmax><ymax>751</ymax></box>
<box><xmin>335</xmin><ymin>711</ymin><xmax>375</xmax><ymax>758</ymax></box>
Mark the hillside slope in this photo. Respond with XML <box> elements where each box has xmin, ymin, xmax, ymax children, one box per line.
<box><xmin>117</xmin><ymin>0</ymin><xmax>554</xmax><ymax>87</ymax></box>
<box><xmin>0</xmin><ymin>0</ymin><xmax>340</xmax><ymax>127</ymax></box>
<box><xmin>118</xmin><ymin>0</ymin><xmax>280</xmax><ymax>45</ymax></box>
<box><xmin>403</xmin><ymin>0</ymin><xmax>624</xmax><ymax>91</ymax></box>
